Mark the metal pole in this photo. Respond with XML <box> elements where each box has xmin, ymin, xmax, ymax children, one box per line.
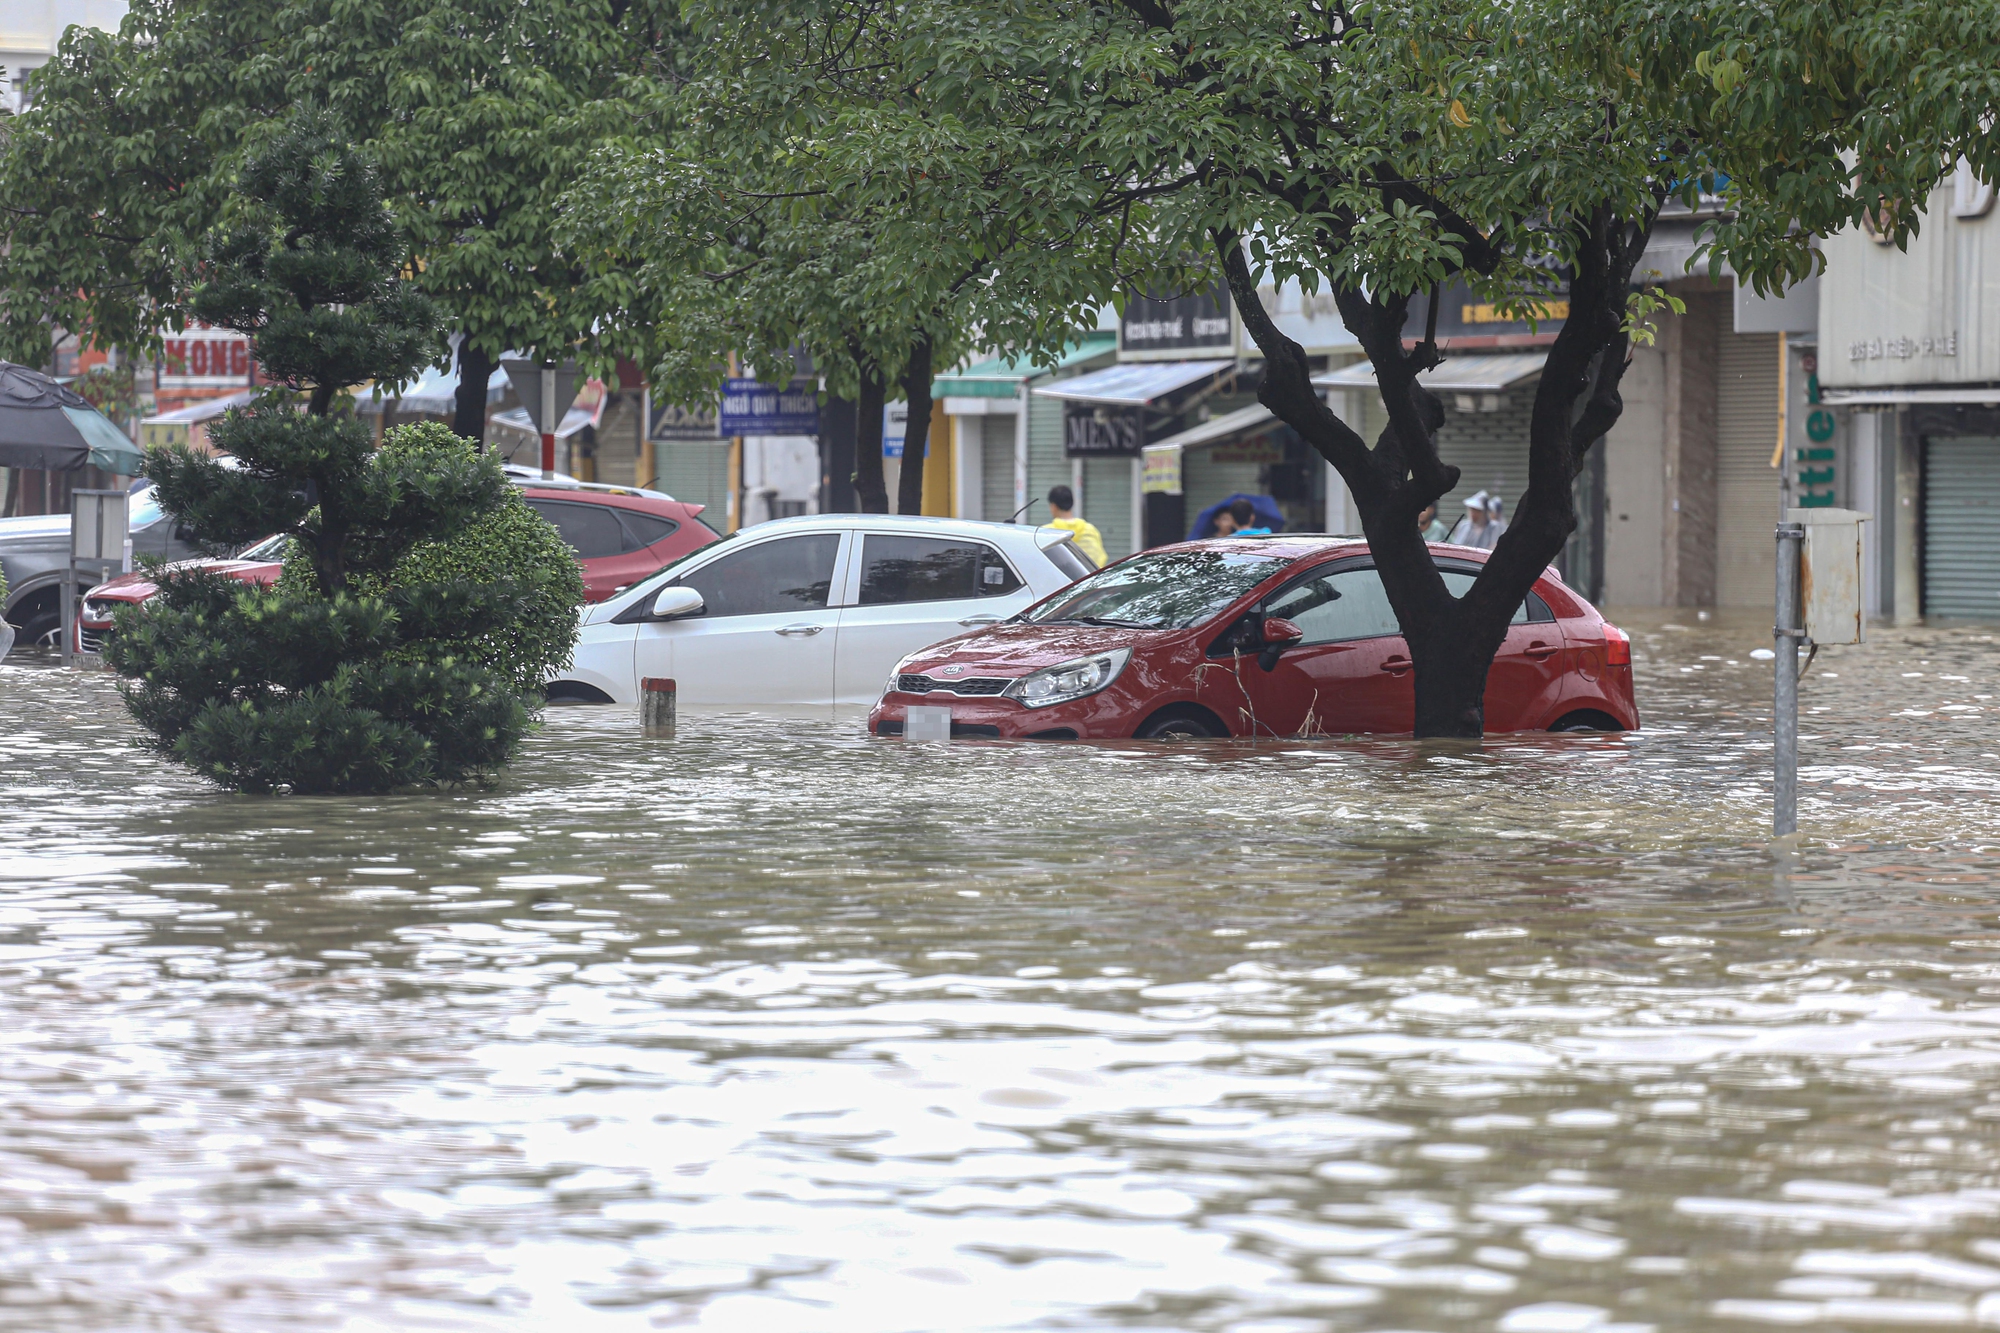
<box><xmin>1773</xmin><ymin>521</ymin><xmax>1805</xmax><ymax>835</ymax></box>
<box><xmin>60</xmin><ymin>563</ymin><xmax>75</xmax><ymax>667</ymax></box>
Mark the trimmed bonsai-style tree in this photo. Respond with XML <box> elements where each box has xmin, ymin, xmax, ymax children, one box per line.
<box><xmin>106</xmin><ymin>113</ymin><xmax>570</xmax><ymax>793</ymax></box>
<box><xmin>281</xmin><ymin>422</ymin><xmax>587</xmax><ymax>695</ymax></box>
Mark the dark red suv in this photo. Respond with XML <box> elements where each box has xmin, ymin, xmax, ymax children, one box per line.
<box><xmin>516</xmin><ymin>483</ymin><xmax>719</xmax><ymax>601</ymax></box>
<box><xmin>868</xmin><ymin>537</ymin><xmax>1637</xmax><ymax>740</ymax></box>
<box><xmin>79</xmin><ymin>482</ymin><xmax>721</xmax><ymax>653</ymax></box>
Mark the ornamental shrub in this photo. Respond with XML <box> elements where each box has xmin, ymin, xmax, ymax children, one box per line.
<box><xmin>281</xmin><ymin>422</ymin><xmax>585</xmax><ymax>694</ymax></box>
<box><xmin>107</xmin><ymin>113</ymin><xmax>543</xmax><ymax>794</ymax></box>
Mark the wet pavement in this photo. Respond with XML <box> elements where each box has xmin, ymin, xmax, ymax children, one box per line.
<box><xmin>0</xmin><ymin>609</ymin><xmax>1996</xmax><ymax>1332</ymax></box>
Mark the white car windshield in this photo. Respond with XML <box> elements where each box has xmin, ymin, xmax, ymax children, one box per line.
<box><xmin>128</xmin><ymin>486</ymin><xmax>164</xmax><ymax>528</ymax></box>
<box><xmin>1019</xmin><ymin>549</ymin><xmax>1289</xmax><ymax>630</ymax></box>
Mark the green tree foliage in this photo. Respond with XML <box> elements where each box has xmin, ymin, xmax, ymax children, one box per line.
<box><xmin>782</xmin><ymin>0</ymin><xmax>1997</xmax><ymax>733</ymax></box>
<box><xmin>568</xmin><ymin>1</ymin><xmax>1168</xmax><ymax>514</ymax></box>
<box><xmin>0</xmin><ymin>0</ymin><xmax>678</xmax><ymax>438</ymax></box>
<box><xmin>281</xmin><ymin>423</ymin><xmax>587</xmax><ymax>695</ymax></box>
<box><xmin>107</xmin><ymin>118</ymin><xmax>550</xmax><ymax>794</ymax></box>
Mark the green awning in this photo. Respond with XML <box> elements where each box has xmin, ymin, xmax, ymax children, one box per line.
<box><xmin>932</xmin><ymin>333</ymin><xmax>1116</xmax><ymax>399</ymax></box>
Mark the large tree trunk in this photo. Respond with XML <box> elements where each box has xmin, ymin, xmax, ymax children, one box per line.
<box><xmin>453</xmin><ymin>340</ymin><xmax>494</xmax><ymax>448</ymax></box>
<box><xmin>821</xmin><ymin>394</ymin><xmax>857</xmax><ymax>512</ymax></box>
<box><xmin>851</xmin><ymin>353</ymin><xmax>890</xmax><ymax>514</ymax></box>
<box><xmin>895</xmin><ymin>334</ymin><xmax>934</xmax><ymax>516</ymax></box>
<box><xmin>1214</xmin><ymin>210</ymin><xmax>1648</xmax><ymax>737</ymax></box>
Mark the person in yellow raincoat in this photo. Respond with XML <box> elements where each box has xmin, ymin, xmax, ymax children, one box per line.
<box><xmin>1044</xmin><ymin>484</ymin><xmax>1107</xmax><ymax>567</ymax></box>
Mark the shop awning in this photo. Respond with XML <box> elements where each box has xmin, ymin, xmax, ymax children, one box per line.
<box><xmin>1146</xmin><ymin>403</ymin><xmax>1277</xmax><ymax>452</ymax></box>
<box><xmin>1139</xmin><ymin>404</ymin><xmax>1283</xmax><ymax>496</ymax></box>
<box><xmin>1033</xmin><ymin>359</ymin><xmax>1233</xmax><ymax>407</ymax></box>
<box><xmin>361</xmin><ymin>362</ymin><xmax>511</xmax><ymax>416</ymax></box>
<box><xmin>1313</xmin><ymin>351</ymin><xmax>1548</xmax><ymax>393</ymax></box>
<box><xmin>1820</xmin><ymin>385</ymin><xmax>2000</xmax><ymax>406</ymax></box>
<box><xmin>932</xmin><ymin>333</ymin><xmax>1116</xmax><ymax>399</ymax></box>
<box><xmin>490</xmin><ymin>403</ymin><xmax>599</xmax><ymax>440</ymax></box>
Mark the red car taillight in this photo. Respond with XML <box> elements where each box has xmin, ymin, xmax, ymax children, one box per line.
<box><xmin>1603</xmin><ymin>623</ymin><xmax>1631</xmax><ymax>666</ymax></box>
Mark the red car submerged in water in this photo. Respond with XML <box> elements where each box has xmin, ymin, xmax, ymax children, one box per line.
<box><xmin>77</xmin><ymin>481</ymin><xmax>720</xmax><ymax>654</ymax></box>
<box><xmin>868</xmin><ymin>537</ymin><xmax>1637</xmax><ymax>740</ymax></box>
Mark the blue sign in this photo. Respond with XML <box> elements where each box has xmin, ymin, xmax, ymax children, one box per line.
<box><xmin>718</xmin><ymin>378</ymin><xmax>819</xmax><ymax>435</ymax></box>
<box><xmin>882</xmin><ymin>401</ymin><xmax>908</xmax><ymax>457</ymax></box>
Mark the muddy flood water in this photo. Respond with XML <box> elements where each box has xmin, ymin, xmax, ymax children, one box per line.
<box><xmin>1</xmin><ymin>610</ymin><xmax>1998</xmax><ymax>1333</ymax></box>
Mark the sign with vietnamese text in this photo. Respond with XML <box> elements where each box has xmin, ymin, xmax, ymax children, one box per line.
<box><xmin>1120</xmin><ymin>282</ymin><xmax>1233</xmax><ymax>356</ymax></box>
<box><xmin>718</xmin><ymin>377</ymin><xmax>819</xmax><ymax>435</ymax></box>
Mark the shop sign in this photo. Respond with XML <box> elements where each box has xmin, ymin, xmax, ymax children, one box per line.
<box><xmin>718</xmin><ymin>377</ymin><xmax>819</xmax><ymax>435</ymax></box>
<box><xmin>1846</xmin><ymin>332</ymin><xmax>1957</xmax><ymax>362</ymax></box>
<box><xmin>881</xmin><ymin>400</ymin><xmax>908</xmax><ymax>457</ymax></box>
<box><xmin>1141</xmin><ymin>444</ymin><xmax>1183</xmax><ymax>495</ymax></box>
<box><xmin>159</xmin><ymin>325</ymin><xmax>253</xmax><ymax>387</ymax></box>
<box><xmin>1064</xmin><ymin>405</ymin><xmax>1141</xmax><ymax>457</ymax></box>
<box><xmin>1404</xmin><ymin>281</ymin><xmax>1567</xmax><ymax>340</ymax></box>
<box><xmin>649</xmin><ymin>399</ymin><xmax>720</xmax><ymax>441</ymax></box>
<box><xmin>1209</xmin><ymin>437</ymin><xmax>1283</xmax><ymax>465</ymax></box>
<box><xmin>1120</xmin><ymin>281</ymin><xmax>1233</xmax><ymax>355</ymax></box>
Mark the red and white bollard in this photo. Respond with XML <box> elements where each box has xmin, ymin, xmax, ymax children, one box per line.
<box><xmin>640</xmin><ymin>677</ymin><xmax>676</xmax><ymax>734</ymax></box>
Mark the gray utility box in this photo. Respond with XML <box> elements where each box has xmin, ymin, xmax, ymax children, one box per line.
<box><xmin>1786</xmin><ymin>507</ymin><xmax>1867</xmax><ymax>645</ymax></box>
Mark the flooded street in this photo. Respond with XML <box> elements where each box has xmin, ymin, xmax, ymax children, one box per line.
<box><xmin>2</xmin><ymin>610</ymin><xmax>1998</xmax><ymax>1333</ymax></box>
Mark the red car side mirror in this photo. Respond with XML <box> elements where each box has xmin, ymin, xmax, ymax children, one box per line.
<box><xmin>1262</xmin><ymin>616</ymin><xmax>1304</xmax><ymax>644</ymax></box>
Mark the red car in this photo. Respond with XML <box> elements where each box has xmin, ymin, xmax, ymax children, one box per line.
<box><xmin>868</xmin><ymin>537</ymin><xmax>1637</xmax><ymax>740</ymax></box>
<box><xmin>77</xmin><ymin>535</ymin><xmax>289</xmax><ymax>654</ymax></box>
<box><xmin>79</xmin><ymin>483</ymin><xmax>721</xmax><ymax>653</ymax></box>
<box><xmin>514</xmin><ymin>483</ymin><xmax>719</xmax><ymax>602</ymax></box>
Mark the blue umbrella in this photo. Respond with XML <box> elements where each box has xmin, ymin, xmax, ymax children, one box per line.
<box><xmin>0</xmin><ymin>361</ymin><xmax>146</xmax><ymax>474</ymax></box>
<box><xmin>1188</xmin><ymin>493</ymin><xmax>1287</xmax><ymax>541</ymax></box>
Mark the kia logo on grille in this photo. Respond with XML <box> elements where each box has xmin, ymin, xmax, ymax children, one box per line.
<box><xmin>938</xmin><ymin>664</ymin><xmax>966</xmax><ymax>677</ymax></box>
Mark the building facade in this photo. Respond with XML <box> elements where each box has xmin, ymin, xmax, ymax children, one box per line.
<box><xmin>1818</xmin><ymin>168</ymin><xmax>2000</xmax><ymax>622</ymax></box>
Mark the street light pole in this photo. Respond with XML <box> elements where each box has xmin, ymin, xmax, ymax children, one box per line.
<box><xmin>1773</xmin><ymin>520</ymin><xmax>1806</xmax><ymax>836</ymax></box>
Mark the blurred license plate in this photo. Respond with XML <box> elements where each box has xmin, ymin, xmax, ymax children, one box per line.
<box><xmin>905</xmin><ymin>706</ymin><xmax>952</xmax><ymax>741</ymax></box>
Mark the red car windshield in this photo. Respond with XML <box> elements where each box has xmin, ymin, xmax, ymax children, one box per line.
<box><xmin>1019</xmin><ymin>549</ymin><xmax>1289</xmax><ymax>629</ymax></box>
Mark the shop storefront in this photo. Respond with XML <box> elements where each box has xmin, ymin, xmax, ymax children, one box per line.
<box><xmin>932</xmin><ymin>334</ymin><xmax>1118</xmax><ymax>536</ymax></box>
<box><xmin>1819</xmin><ymin>165</ymin><xmax>2000</xmax><ymax>621</ymax></box>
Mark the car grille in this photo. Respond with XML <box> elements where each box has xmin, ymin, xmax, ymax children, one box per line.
<box><xmin>79</xmin><ymin>627</ymin><xmax>111</xmax><ymax>654</ymax></box>
<box><xmin>896</xmin><ymin>672</ymin><xmax>1011</xmax><ymax>696</ymax></box>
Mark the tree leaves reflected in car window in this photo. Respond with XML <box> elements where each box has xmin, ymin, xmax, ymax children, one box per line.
<box><xmin>1021</xmin><ymin>550</ymin><xmax>1286</xmax><ymax>629</ymax></box>
<box><xmin>858</xmin><ymin>535</ymin><xmax>1020</xmax><ymax>605</ymax></box>
<box><xmin>676</xmin><ymin>533</ymin><xmax>839</xmax><ymax>618</ymax></box>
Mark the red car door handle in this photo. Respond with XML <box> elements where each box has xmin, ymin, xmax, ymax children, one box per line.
<box><xmin>1380</xmin><ymin>656</ymin><xmax>1413</xmax><ymax>673</ymax></box>
<box><xmin>1525</xmin><ymin>642</ymin><xmax>1559</xmax><ymax>659</ymax></box>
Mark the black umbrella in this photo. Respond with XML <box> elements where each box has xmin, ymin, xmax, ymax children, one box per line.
<box><xmin>0</xmin><ymin>361</ymin><xmax>145</xmax><ymax>474</ymax></box>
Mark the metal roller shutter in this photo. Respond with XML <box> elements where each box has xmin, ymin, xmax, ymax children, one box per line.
<box><xmin>1923</xmin><ymin>436</ymin><xmax>2000</xmax><ymax>618</ymax></box>
<box><xmin>980</xmin><ymin>415</ymin><xmax>1015</xmax><ymax>523</ymax></box>
<box><xmin>655</xmin><ymin>441</ymin><xmax>731</xmax><ymax>521</ymax></box>
<box><xmin>1080</xmin><ymin>456</ymin><xmax>1134</xmax><ymax>557</ymax></box>
<box><xmin>1715</xmin><ymin>333</ymin><xmax>1780</xmax><ymax>607</ymax></box>
<box><xmin>1431</xmin><ymin>393</ymin><xmax>1534</xmax><ymax>525</ymax></box>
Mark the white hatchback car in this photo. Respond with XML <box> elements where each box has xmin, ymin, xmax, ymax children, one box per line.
<box><xmin>549</xmin><ymin>515</ymin><xmax>1095</xmax><ymax>706</ymax></box>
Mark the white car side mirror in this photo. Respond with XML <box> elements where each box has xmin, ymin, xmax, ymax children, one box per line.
<box><xmin>649</xmin><ymin>585</ymin><xmax>705</xmax><ymax>621</ymax></box>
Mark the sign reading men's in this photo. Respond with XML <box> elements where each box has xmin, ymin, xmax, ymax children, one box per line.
<box><xmin>718</xmin><ymin>378</ymin><xmax>819</xmax><ymax>435</ymax></box>
<box><xmin>1120</xmin><ymin>282</ymin><xmax>1233</xmax><ymax>357</ymax></box>
<box><xmin>1064</xmin><ymin>407</ymin><xmax>1142</xmax><ymax>457</ymax></box>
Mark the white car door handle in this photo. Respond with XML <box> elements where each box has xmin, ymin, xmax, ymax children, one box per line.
<box><xmin>776</xmin><ymin>623</ymin><xmax>824</xmax><ymax>637</ymax></box>
<box><xmin>958</xmin><ymin>614</ymin><xmax>1002</xmax><ymax>627</ymax></box>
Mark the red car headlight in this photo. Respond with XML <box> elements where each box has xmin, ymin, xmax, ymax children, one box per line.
<box><xmin>1002</xmin><ymin>647</ymin><xmax>1131</xmax><ymax>709</ymax></box>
